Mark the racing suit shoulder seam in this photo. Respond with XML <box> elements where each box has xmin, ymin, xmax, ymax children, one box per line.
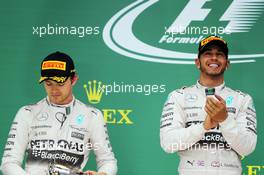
<box><xmin>75</xmin><ymin>99</ymin><xmax>102</xmax><ymax>118</ymax></box>
<box><xmin>225</xmin><ymin>87</ymin><xmax>251</xmax><ymax>98</ymax></box>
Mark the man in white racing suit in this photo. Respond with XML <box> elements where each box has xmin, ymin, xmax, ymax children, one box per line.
<box><xmin>1</xmin><ymin>52</ymin><xmax>117</xmax><ymax>175</ymax></box>
<box><xmin>160</xmin><ymin>35</ymin><xmax>257</xmax><ymax>175</ymax></box>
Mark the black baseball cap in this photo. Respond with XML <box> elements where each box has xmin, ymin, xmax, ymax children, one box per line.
<box><xmin>39</xmin><ymin>51</ymin><xmax>76</xmax><ymax>83</ymax></box>
<box><xmin>198</xmin><ymin>35</ymin><xmax>228</xmax><ymax>58</ymax></box>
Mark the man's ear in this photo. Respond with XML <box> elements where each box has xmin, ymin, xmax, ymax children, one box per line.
<box><xmin>226</xmin><ymin>60</ymin><xmax>230</xmax><ymax>70</ymax></box>
<box><xmin>71</xmin><ymin>74</ymin><xmax>79</xmax><ymax>86</ymax></box>
<box><xmin>195</xmin><ymin>58</ymin><xmax>201</xmax><ymax>69</ymax></box>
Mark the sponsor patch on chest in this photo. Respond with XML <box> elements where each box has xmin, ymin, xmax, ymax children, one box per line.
<box><xmin>71</xmin><ymin>131</ymin><xmax>84</xmax><ymax>140</ymax></box>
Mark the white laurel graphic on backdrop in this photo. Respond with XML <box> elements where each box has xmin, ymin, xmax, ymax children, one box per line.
<box><xmin>103</xmin><ymin>0</ymin><xmax>264</xmax><ymax>64</ymax></box>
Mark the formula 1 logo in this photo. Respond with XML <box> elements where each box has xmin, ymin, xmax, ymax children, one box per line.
<box><xmin>103</xmin><ymin>0</ymin><xmax>264</xmax><ymax>64</ymax></box>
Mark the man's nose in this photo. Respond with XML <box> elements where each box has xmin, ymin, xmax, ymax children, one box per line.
<box><xmin>50</xmin><ymin>85</ymin><xmax>59</xmax><ymax>93</ymax></box>
<box><xmin>211</xmin><ymin>53</ymin><xmax>218</xmax><ymax>60</ymax></box>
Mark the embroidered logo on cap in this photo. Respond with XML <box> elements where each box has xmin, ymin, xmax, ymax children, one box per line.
<box><xmin>42</xmin><ymin>60</ymin><xmax>66</xmax><ymax>71</ymax></box>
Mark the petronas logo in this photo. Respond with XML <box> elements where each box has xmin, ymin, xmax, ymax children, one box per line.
<box><xmin>83</xmin><ymin>80</ymin><xmax>105</xmax><ymax>104</ymax></box>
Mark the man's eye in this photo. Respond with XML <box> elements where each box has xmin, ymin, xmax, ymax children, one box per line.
<box><xmin>58</xmin><ymin>83</ymin><xmax>65</xmax><ymax>86</ymax></box>
<box><xmin>204</xmin><ymin>52</ymin><xmax>211</xmax><ymax>56</ymax></box>
<box><xmin>217</xmin><ymin>53</ymin><xmax>225</xmax><ymax>57</ymax></box>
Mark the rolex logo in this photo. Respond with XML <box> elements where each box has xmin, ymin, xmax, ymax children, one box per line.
<box><xmin>83</xmin><ymin>80</ymin><xmax>105</xmax><ymax>104</ymax></box>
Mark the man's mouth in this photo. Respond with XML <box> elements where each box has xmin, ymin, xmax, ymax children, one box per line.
<box><xmin>208</xmin><ymin>63</ymin><xmax>219</xmax><ymax>68</ymax></box>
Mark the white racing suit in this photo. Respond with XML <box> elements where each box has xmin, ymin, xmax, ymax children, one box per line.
<box><xmin>1</xmin><ymin>97</ymin><xmax>117</xmax><ymax>175</ymax></box>
<box><xmin>160</xmin><ymin>82</ymin><xmax>257</xmax><ymax>175</ymax></box>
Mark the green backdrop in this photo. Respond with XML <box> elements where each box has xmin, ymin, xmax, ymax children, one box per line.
<box><xmin>0</xmin><ymin>0</ymin><xmax>263</xmax><ymax>175</ymax></box>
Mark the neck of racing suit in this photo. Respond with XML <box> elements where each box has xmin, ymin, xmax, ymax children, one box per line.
<box><xmin>196</xmin><ymin>81</ymin><xmax>225</xmax><ymax>96</ymax></box>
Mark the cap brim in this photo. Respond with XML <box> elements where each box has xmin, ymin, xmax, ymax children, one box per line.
<box><xmin>39</xmin><ymin>76</ymin><xmax>68</xmax><ymax>84</ymax></box>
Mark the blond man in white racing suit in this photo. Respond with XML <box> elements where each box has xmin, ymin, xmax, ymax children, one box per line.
<box><xmin>1</xmin><ymin>52</ymin><xmax>117</xmax><ymax>175</ymax></box>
